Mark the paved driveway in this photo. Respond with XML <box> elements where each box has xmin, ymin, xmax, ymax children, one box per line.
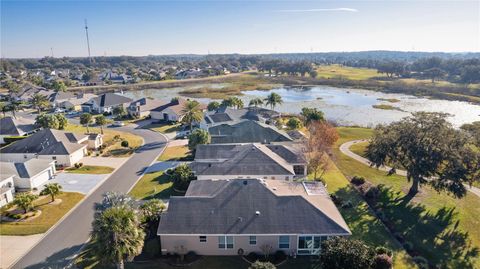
<box><xmin>145</xmin><ymin>161</ymin><xmax>181</xmax><ymax>173</ymax></box>
<box><xmin>47</xmin><ymin>173</ymin><xmax>107</xmax><ymax>194</ymax></box>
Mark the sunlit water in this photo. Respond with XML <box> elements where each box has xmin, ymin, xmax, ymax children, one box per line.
<box><xmin>123</xmin><ymin>84</ymin><xmax>480</xmax><ymax>128</ymax></box>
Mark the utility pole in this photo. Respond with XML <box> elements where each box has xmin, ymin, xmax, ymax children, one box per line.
<box><xmin>84</xmin><ymin>19</ymin><xmax>92</xmax><ymax>62</ymax></box>
<box><xmin>50</xmin><ymin>47</ymin><xmax>54</xmax><ymax>58</ymax></box>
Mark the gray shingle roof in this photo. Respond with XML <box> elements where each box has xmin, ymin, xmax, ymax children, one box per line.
<box><xmin>0</xmin><ymin>129</ymin><xmax>87</xmax><ymax>155</ymax></box>
<box><xmin>158</xmin><ymin>179</ymin><xmax>351</xmax><ymax>235</ymax></box>
<box><xmin>0</xmin><ymin>117</ymin><xmax>38</xmax><ymax>136</ymax></box>
<box><xmin>266</xmin><ymin>144</ymin><xmax>306</xmax><ymax>163</ymax></box>
<box><xmin>191</xmin><ymin>143</ymin><xmax>302</xmax><ymax>176</ymax></box>
<box><xmin>208</xmin><ymin>120</ymin><xmax>292</xmax><ymax>144</ymax></box>
<box><xmin>204</xmin><ymin>107</ymin><xmax>278</xmax><ymax>125</ymax></box>
<box><xmin>0</xmin><ymin>159</ymin><xmax>54</xmax><ymax>179</ymax></box>
<box><xmin>91</xmin><ymin>93</ymin><xmax>133</xmax><ymax>107</ymax></box>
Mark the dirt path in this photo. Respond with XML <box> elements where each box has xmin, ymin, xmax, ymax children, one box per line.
<box><xmin>339</xmin><ymin>139</ymin><xmax>480</xmax><ymax>198</ymax></box>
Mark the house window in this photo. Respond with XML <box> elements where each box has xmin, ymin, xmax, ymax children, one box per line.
<box><xmin>279</xmin><ymin>236</ymin><xmax>290</xmax><ymax>249</ymax></box>
<box><xmin>199</xmin><ymin>236</ymin><xmax>207</xmax><ymax>243</ymax></box>
<box><xmin>298</xmin><ymin>236</ymin><xmax>325</xmax><ymax>255</ymax></box>
<box><xmin>249</xmin><ymin>236</ymin><xmax>257</xmax><ymax>245</ymax></box>
<box><xmin>52</xmin><ymin>156</ymin><xmax>57</xmax><ymax>160</ymax></box>
<box><xmin>271</xmin><ymin>176</ymin><xmax>275</xmax><ymax>180</ymax></box>
<box><xmin>218</xmin><ymin>236</ymin><xmax>234</xmax><ymax>249</ymax></box>
<box><xmin>24</xmin><ymin>155</ymin><xmax>27</xmax><ymax>159</ymax></box>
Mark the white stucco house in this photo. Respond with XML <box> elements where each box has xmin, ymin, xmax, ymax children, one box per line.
<box><xmin>0</xmin><ymin>174</ymin><xmax>15</xmax><ymax>208</ymax></box>
<box><xmin>0</xmin><ymin>129</ymin><xmax>102</xmax><ymax>167</ymax></box>
<box><xmin>81</xmin><ymin>93</ymin><xmax>133</xmax><ymax>114</ymax></box>
<box><xmin>0</xmin><ymin>159</ymin><xmax>56</xmax><ymax>190</ymax></box>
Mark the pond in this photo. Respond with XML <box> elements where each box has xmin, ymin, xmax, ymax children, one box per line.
<box><xmin>123</xmin><ymin>84</ymin><xmax>480</xmax><ymax>128</ymax></box>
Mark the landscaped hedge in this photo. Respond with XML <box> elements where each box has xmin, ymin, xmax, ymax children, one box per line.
<box><xmin>3</xmin><ymin>136</ymin><xmax>26</xmax><ymax>144</ymax></box>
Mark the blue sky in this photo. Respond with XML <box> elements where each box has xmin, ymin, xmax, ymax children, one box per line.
<box><xmin>1</xmin><ymin>0</ymin><xmax>479</xmax><ymax>58</ymax></box>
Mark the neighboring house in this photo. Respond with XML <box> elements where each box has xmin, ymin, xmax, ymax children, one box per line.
<box><xmin>13</xmin><ymin>87</ymin><xmax>54</xmax><ymax>102</ymax></box>
<box><xmin>50</xmin><ymin>91</ymin><xmax>76</xmax><ymax>108</ymax></box>
<box><xmin>0</xmin><ymin>117</ymin><xmax>40</xmax><ymax>144</ymax></box>
<box><xmin>200</xmin><ymin>107</ymin><xmax>278</xmax><ymax>130</ymax></box>
<box><xmin>0</xmin><ymin>174</ymin><xmax>15</xmax><ymax>208</ymax></box>
<box><xmin>0</xmin><ymin>159</ymin><xmax>56</xmax><ymax>189</ymax></box>
<box><xmin>81</xmin><ymin>93</ymin><xmax>133</xmax><ymax>114</ymax></box>
<box><xmin>0</xmin><ymin>128</ymin><xmax>102</xmax><ymax>167</ymax></box>
<box><xmin>158</xmin><ymin>179</ymin><xmax>351</xmax><ymax>256</ymax></box>
<box><xmin>128</xmin><ymin>98</ymin><xmax>166</xmax><ymax>118</ymax></box>
<box><xmin>174</xmin><ymin>69</ymin><xmax>203</xmax><ymax>79</ymax></box>
<box><xmin>58</xmin><ymin>93</ymin><xmax>98</xmax><ymax>111</ymax></box>
<box><xmin>191</xmin><ymin>143</ymin><xmax>307</xmax><ymax>180</ymax></box>
<box><xmin>102</xmin><ymin>71</ymin><xmax>133</xmax><ymax>84</ymax></box>
<box><xmin>150</xmin><ymin>98</ymin><xmax>206</xmax><ymax>122</ymax></box>
<box><xmin>208</xmin><ymin>120</ymin><xmax>293</xmax><ymax>144</ymax></box>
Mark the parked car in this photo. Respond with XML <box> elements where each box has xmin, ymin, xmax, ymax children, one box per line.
<box><xmin>54</xmin><ymin>108</ymin><xmax>66</xmax><ymax>113</ymax></box>
<box><xmin>111</xmin><ymin>121</ymin><xmax>125</xmax><ymax>127</ymax></box>
<box><xmin>176</xmin><ymin>126</ymin><xmax>193</xmax><ymax>139</ymax></box>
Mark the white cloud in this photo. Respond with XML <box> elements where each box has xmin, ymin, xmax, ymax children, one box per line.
<box><xmin>275</xmin><ymin>8</ymin><xmax>358</xmax><ymax>13</ymax></box>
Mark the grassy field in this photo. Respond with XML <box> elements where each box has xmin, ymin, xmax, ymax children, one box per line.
<box><xmin>320</xmin><ymin>157</ymin><xmax>415</xmax><ymax>268</ymax></box>
<box><xmin>316</xmin><ymin>64</ymin><xmax>386</xmax><ymax>80</ymax></box>
<box><xmin>157</xmin><ymin>145</ymin><xmax>192</xmax><ymax>161</ymax></box>
<box><xmin>64</xmin><ymin>124</ymin><xmax>143</xmax><ymax>157</ymax></box>
<box><xmin>349</xmin><ymin>141</ymin><xmax>369</xmax><ymax>157</ymax></box>
<box><xmin>147</xmin><ymin>123</ymin><xmax>181</xmax><ymax>134</ymax></box>
<box><xmin>334</xmin><ymin>127</ymin><xmax>480</xmax><ymax>268</ymax></box>
<box><xmin>129</xmin><ymin>171</ymin><xmax>174</xmax><ymax>200</ymax></box>
<box><xmin>65</xmin><ymin>165</ymin><xmax>114</xmax><ymax>174</ymax></box>
<box><xmin>0</xmin><ymin>192</ymin><xmax>84</xmax><ymax>235</ymax></box>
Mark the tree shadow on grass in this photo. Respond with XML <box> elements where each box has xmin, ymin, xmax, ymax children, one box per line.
<box><xmin>376</xmin><ymin>185</ymin><xmax>479</xmax><ymax>268</ymax></box>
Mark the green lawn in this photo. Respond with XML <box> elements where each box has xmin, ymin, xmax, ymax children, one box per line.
<box><xmin>147</xmin><ymin>123</ymin><xmax>182</xmax><ymax>134</ymax></box>
<box><xmin>321</xmin><ymin>158</ymin><xmax>415</xmax><ymax>269</ymax></box>
<box><xmin>129</xmin><ymin>171</ymin><xmax>174</xmax><ymax>200</ymax></box>
<box><xmin>0</xmin><ymin>192</ymin><xmax>84</xmax><ymax>235</ymax></box>
<box><xmin>334</xmin><ymin>127</ymin><xmax>480</xmax><ymax>268</ymax></box>
<box><xmin>349</xmin><ymin>141</ymin><xmax>369</xmax><ymax>157</ymax></box>
<box><xmin>64</xmin><ymin>124</ymin><xmax>143</xmax><ymax>157</ymax></box>
<box><xmin>316</xmin><ymin>64</ymin><xmax>386</xmax><ymax>80</ymax></box>
<box><xmin>65</xmin><ymin>165</ymin><xmax>114</xmax><ymax>174</ymax></box>
<box><xmin>157</xmin><ymin>145</ymin><xmax>192</xmax><ymax>161</ymax></box>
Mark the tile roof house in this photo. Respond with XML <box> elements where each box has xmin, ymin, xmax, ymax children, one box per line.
<box><xmin>81</xmin><ymin>93</ymin><xmax>133</xmax><ymax>114</ymax></box>
<box><xmin>150</xmin><ymin>98</ymin><xmax>206</xmax><ymax>122</ymax></box>
<box><xmin>200</xmin><ymin>107</ymin><xmax>279</xmax><ymax>130</ymax></box>
<box><xmin>208</xmin><ymin>120</ymin><xmax>293</xmax><ymax>144</ymax></box>
<box><xmin>0</xmin><ymin>129</ymin><xmax>101</xmax><ymax>167</ymax></box>
<box><xmin>128</xmin><ymin>98</ymin><xmax>167</xmax><ymax>118</ymax></box>
<box><xmin>0</xmin><ymin>117</ymin><xmax>40</xmax><ymax>144</ymax></box>
<box><xmin>190</xmin><ymin>143</ymin><xmax>307</xmax><ymax>180</ymax></box>
<box><xmin>158</xmin><ymin>179</ymin><xmax>351</xmax><ymax>256</ymax></box>
<box><xmin>0</xmin><ymin>159</ymin><xmax>56</xmax><ymax>189</ymax></box>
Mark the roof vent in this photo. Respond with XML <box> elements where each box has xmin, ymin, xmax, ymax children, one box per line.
<box><xmin>243</xmin><ymin>180</ymin><xmax>248</xmax><ymax>185</ymax></box>
<box><xmin>272</xmin><ymin>187</ymin><xmax>277</xmax><ymax>191</ymax></box>
<box><xmin>238</xmin><ymin>217</ymin><xmax>243</xmax><ymax>222</ymax></box>
<box><xmin>255</xmin><ymin>211</ymin><xmax>261</xmax><ymax>216</ymax></box>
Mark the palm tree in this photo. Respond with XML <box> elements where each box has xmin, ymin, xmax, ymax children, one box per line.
<box><xmin>249</xmin><ymin>98</ymin><xmax>264</xmax><ymax>108</ymax></box>
<box><xmin>7</xmin><ymin>100</ymin><xmax>22</xmax><ymax>119</ymax></box>
<box><xmin>232</xmin><ymin>97</ymin><xmax>244</xmax><ymax>109</ymax></box>
<box><xmin>95</xmin><ymin>115</ymin><xmax>107</xmax><ymax>134</ymax></box>
<box><xmin>181</xmin><ymin>100</ymin><xmax>203</xmax><ymax>131</ymax></box>
<box><xmin>0</xmin><ymin>102</ymin><xmax>7</xmax><ymax>117</ymax></box>
<box><xmin>80</xmin><ymin>113</ymin><xmax>93</xmax><ymax>133</ymax></box>
<box><xmin>264</xmin><ymin>93</ymin><xmax>283</xmax><ymax>110</ymax></box>
<box><xmin>91</xmin><ymin>206</ymin><xmax>145</xmax><ymax>269</ymax></box>
<box><xmin>31</xmin><ymin>93</ymin><xmax>50</xmax><ymax>114</ymax></box>
<box><xmin>13</xmin><ymin>193</ymin><xmax>38</xmax><ymax>214</ymax></box>
<box><xmin>40</xmin><ymin>183</ymin><xmax>62</xmax><ymax>202</ymax></box>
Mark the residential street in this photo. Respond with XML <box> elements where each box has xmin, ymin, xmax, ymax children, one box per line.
<box><xmin>11</xmin><ymin>124</ymin><xmax>168</xmax><ymax>269</ymax></box>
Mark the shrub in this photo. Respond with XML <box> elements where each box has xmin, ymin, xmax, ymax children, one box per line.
<box><xmin>113</xmin><ymin>135</ymin><xmax>121</xmax><ymax>140</ymax></box>
<box><xmin>375</xmin><ymin>246</ymin><xmax>393</xmax><ymax>257</ymax></box>
<box><xmin>371</xmin><ymin>254</ymin><xmax>393</xmax><ymax>269</ymax></box>
<box><xmin>246</xmin><ymin>252</ymin><xmax>259</xmax><ymax>262</ymax></box>
<box><xmin>351</xmin><ymin>176</ymin><xmax>366</xmax><ymax>185</ymax></box>
<box><xmin>144</xmin><ymin>238</ymin><xmax>160</xmax><ymax>258</ymax></box>
<box><xmin>249</xmin><ymin>261</ymin><xmax>276</xmax><ymax>269</ymax></box>
<box><xmin>78</xmin><ymin>162</ymin><xmax>83</xmax><ymax>167</ymax></box>
<box><xmin>341</xmin><ymin>200</ymin><xmax>353</xmax><ymax>208</ymax></box>
<box><xmin>330</xmin><ymin>194</ymin><xmax>342</xmax><ymax>206</ymax></box>
<box><xmin>74</xmin><ymin>163</ymin><xmax>80</xmax><ymax>168</ymax></box>
<box><xmin>393</xmin><ymin>232</ymin><xmax>405</xmax><ymax>242</ymax></box>
<box><xmin>412</xmin><ymin>256</ymin><xmax>429</xmax><ymax>269</ymax></box>
<box><xmin>100</xmin><ymin>150</ymin><xmax>104</xmax><ymax>154</ymax></box>
<box><xmin>365</xmin><ymin>186</ymin><xmax>380</xmax><ymax>199</ymax></box>
<box><xmin>170</xmin><ymin>163</ymin><xmax>195</xmax><ymax>191</ymax></box>
<box><xmin>3</xmin><ymin>136</ymin><xmax>26</xmax><ymax>144</ymax></box>
<box><xmin>320</xmin><ymin>237</ymin><xmax>375</xmax><ymax>269</ymax></box>
<box><xmin>188</xmin><ymin>129</ymin><xmax>210</xmax><ymax>151</ymax></box>
<box><xmin>185</xmin><ymin>251</ymin><xmax>197</xmax><ymax>262</ymax></box>
<box><xmin>286</xmin><ymin>117</ymin><xmax>302</xmax><ymax>130</ymax></box>
<box><xmin>121</xmin><ymin>140</ymin><xmax>129</xmax><ymax>148</ymax></box>
<box><xmin>402</xmin><ymin>241</ymin><xmax>414</xmax><ymax>251</ymax></box>
<box><xmin>274</xmin><ymin>250</ymin><xmax>287</xmax><ymax>262</ymax></box>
